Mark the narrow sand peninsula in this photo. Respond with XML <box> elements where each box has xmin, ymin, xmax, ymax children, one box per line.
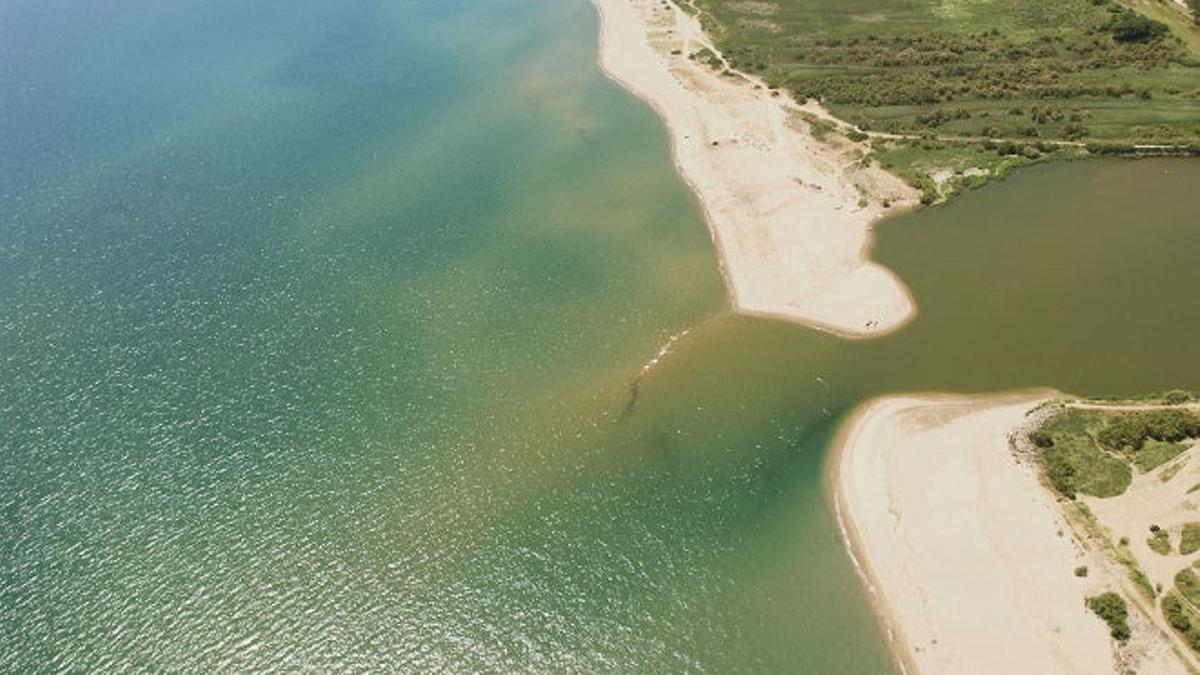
<box><xmin>591</xmin><ymin>0</ymin><xmax>918</xmax><ymax>338</ymax></box>
<box><xmin>832</xmin><ymin>393</ymin><xmax>1137</xmax><ymax>675</ymax></box>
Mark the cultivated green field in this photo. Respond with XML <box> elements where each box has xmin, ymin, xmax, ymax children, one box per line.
<box><xmin>688</xmin><ymin>0</ymin><xmax>1200</xmax><ymax>200</ymax></box>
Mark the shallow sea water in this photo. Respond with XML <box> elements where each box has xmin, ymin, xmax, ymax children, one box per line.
<box><xmin>2</xmin><ymin>0</ymin><xmax>1198</xmax><ymax>671</ymax></box>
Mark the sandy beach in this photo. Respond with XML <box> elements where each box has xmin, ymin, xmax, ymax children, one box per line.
<box><xmin>590</xmin><ymin>0</ymin><xmax>918</xmax><ymax>338</ymax></box>
<box><xmin>831</xmin><ymin>393</ymin><xmax>1146</xmax><ymax>675</ymax></box>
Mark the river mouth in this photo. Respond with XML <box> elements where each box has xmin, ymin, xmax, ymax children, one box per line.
<box><xmin>1</xmin><ymin>0</ymin><xmax>1197</xmax><ymax>671</ymax></box>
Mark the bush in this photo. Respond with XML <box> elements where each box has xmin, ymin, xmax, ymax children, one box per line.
<box><xmin>1162</xmin><ymin>592</ymin><xmax>1200</xmax><ymax>654</ymax></box>
<box><xmin>1087</xmin><ymin>592</ymin><xmax>1131</xmax><ymax>642</ymax></box>
<box><xmin>1062</xmin><ymin>122</ymin><xmax>1090</xmax><ymax>141</ymax></box>
<box><xmin>1177</xmin><ymin>568</ymin><xmax>1200</xmax><ymax>606</ymax></box>
<box><xmin>1165</xmin><ymin>592</ymin><xmax>1193</xmax><ymax>633</ymax></box>
<box><xmin>1104</xmin><ymin>10</ymin><xmax>1169</xmax><ymax>43</ymax></box>
<box><xmin>1165</xmin><ymin>390</ymin><xmax>1195</xmax><ymax>405</ymax></box>
<box><xmin>1075</xmin><ymin>566</ymin><xmax>1089</xmax><ymax>577</ymax></box>
<box><xmin>1097</xmin><ymin>410</ymin><xmax>1200</xmax><ymax>452</ymax></box>
<box><xmin>1149</xmin><ymin>529</ymin><xmax>1172</xmax><ymax>555</ymax></box>
<box><xmin>1182</xmin><ymin>523</ymin><xmax>1200</xmax><ymax>555</ymax></box>
<box><xmin>1030</xmin><ymin>430</ymin><xmax>1054</xmax><ymax>448</ymax></box>
<box><xmin>1086</xmin><ymin>141</ymin><xmax>1138</xmax><ymax>155</ymax></box>
<box><xmin>1037</xmin><ymin>433</ymin><xmax>1131</xmax><ymax>498</ymax></box>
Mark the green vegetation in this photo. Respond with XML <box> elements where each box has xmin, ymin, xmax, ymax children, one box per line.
<box><xmin>1182</xmin><ymin>523</ymin><xmax>1200</xmax><ymax>555</ymax></box>
<box><xmin>1086</xmin><ymin>591</ymin><xmax>1132</xmax><ymax>642</ymax></box>
<box><xmin>1177</xmin><ymin>568</ymin><xmax>1200</xmax><ymax>606</ymax></box>
<box><xmin>1033</xmin><ymin>410</ymin><xmax>1133</xmax><ymax>498</ymax></box>
<box><xmin>869</xmin><ymin>139</ymin><xmax>1052</xmax><ymax>204</ymax></box>
<box><xmin>1075</xmin><ymin>565</ymin><xmax>1090</xmax><ymax>577</ymax></box>
<box><xmin>1096</xmin><ymin>410</ymin><xmax>1200</xmax><ymax>452</ymax></box>
<box><xmin>1118</xmin><ymin>541</ymin><xmax>1158</xmax><ymax>599</ymax></box>
<box><xmin>692</xmin><ymin>0</ymin><xmax>1200</xmax><ymax>199</ymax></box>
<box><xmin>801</xmin><ymin>112</ymin><xmax>837</xmax><ymax>141</ymax></box>
<box><xmin>1039</xmin><ymin>436</ymin><xmax>1132</xmax><ymax>498</ymax></box>
<box><xmin>689</xmin><ymin>47</ymin><xmax>723</xmax><ymax>70</ymax></box>
<box><xmin>1166</xmin><ymin>389</ymin><xmax>1197</xmax><ymax>404</ymax></box>
<box><xmin>1079</xmin><ymin>389</ymin><xmax>1197</xmax><ymax>405</ymax></box>
<box><xmin>1104</xmin><ymin>7</ymin><xmax>1169</xmax><ymax>43</ymax></box>
<box><xmin>1150</xmin><ymin>528</ymin><xmax>1173</xmax><ymax>555</ymax></box>
<box><xmin>1135</xmin><ymin>440</ymin><xmax>1190</xmax><ymax>472</ymax></box>
<box><xmin>1163</xmin><ymin>591</ymin><xmax>1200</xmax><ymax>652</ymax></box>
<box><xmin>1031</xmin><ymin>406</ymin><xmax>1200</xmax><ymax>497</ymax></box>
<box><xmin>1161</xmin><ymin>460</ymin><xmax>1187</xmax><ymax>483</ymax></box>
<box><xmin>1120</xmin><ymin>0</ymin><xmax>1200</xmax><ymax>52</ymax></box>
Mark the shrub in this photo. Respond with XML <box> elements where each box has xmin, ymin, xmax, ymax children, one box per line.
<box><xmin>1177</xmin><ymin>568</ymin><xmax>1200</xmax><ymax>605</ymax></box>
<box><xmin>1149</xmin><ymin>529</ymin><xmax>1172</xmax><ymax>555</ymax></box>
<box><xmin>1104</xmin><ymin>11</ymin><xmax>1169</xmax><ymax>43</ymax></box>
<box><xmin>1161</xmin><ymin>591</ymin><xmax>1200</xmax><ymax>654</ymax></box>
<box><xmin>1097</xmin><ymin>410</ymin><xmax>1200</xmax><ymax>452</ymax></box>
<box><xmin>1062</xmin><ymin>123</ymin><xmax>1090</xmax><ymax>141</ymax></box>
<box><xmin>1075</xmin><ymin>566</ymin><xmax>1089</xmax><ymax>577</ymax></box>
<box><xmin>1164</xmin><ymin>390</ymin><xmax>1195</xmax><ymax>405</ymax></box>
<box><xmin>1087</xmin><ymin>592</ymin><xmax>1131</xmax><ymax>642</ymax></box>
<box><xmin>1182</xmin><ymin>523</ymin><xmax>1200</xmax><ymax>555</ymax></box>
<box><xmin>1164</xmin><ymin>593</ymin><xmax>1192</xmax><ymax>632</ymax></box>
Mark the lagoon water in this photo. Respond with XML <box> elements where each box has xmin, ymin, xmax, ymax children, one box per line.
<box><xmin>2</xmin><ymin>0</ymin><xmax>1197</xmax><ymax>671</ymax></box>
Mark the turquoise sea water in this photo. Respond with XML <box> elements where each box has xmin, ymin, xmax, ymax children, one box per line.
<box><xmin>2</xmin><ymin>0</ymin><xmax>1198</xmax><ymax>671</ymax></box>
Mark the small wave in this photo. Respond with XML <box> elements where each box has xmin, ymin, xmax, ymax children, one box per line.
<box><xmin>834</xmin><ymin>496</ymin><xmax>908</xmax><ymax>675</ymax></box>
<box><xmin>637</xmin><ymin>328</ymin><xmax>690</xmax><ymax>379</ymax></box>
<box><xmin>621</xmin><ymin>328</ymin><xmax>692</xmax><ymax>418</ymax></box>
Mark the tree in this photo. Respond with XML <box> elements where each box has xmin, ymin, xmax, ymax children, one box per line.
<box><xmin>1104</xmin><ymin>11</ymin><xmax>1169</xmax><ymax>43</ymax></box>
<box><xmin>1087</xmin><ymin>592</ymin><xmax>1131</xmax><ymax>642</ymax></box>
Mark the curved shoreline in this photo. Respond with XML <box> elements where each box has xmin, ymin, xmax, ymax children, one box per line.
<box><xmin>825</xmin><ymin>391</ymin><xmax>1153</xmax><ymax>675</ymax></box>
<box><xmin>589</xmin><ymin>0</ymin><xmax>919</xmax><ymax>339</ymax></box>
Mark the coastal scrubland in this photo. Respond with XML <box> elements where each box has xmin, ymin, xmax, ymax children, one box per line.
<box><xmin>1033</xmin><ymin>398</ymin><xmax>1200</xmax><ymax>499</ymax></box>
<box><xmin>686</xmin><ymin>0</ymin><xmax>1200</xmax><ymax>201</ymax></box>
<box><xmin>1028</xmin><ymin>395</ymin><xmax>1200</xmax><ymax>661</ymax></box>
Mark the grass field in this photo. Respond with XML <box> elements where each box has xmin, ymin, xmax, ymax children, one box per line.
<box><xmin>688</xmin><ymin>0</ymin><xmax>1200</xmax><ymax>199</ymax></box>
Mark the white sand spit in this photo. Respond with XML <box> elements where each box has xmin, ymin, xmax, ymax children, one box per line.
<box><xmin>591</xmin><ymin>0</ymin><xmax>918</xmax><ymax>338</ymax></box>
<box><xmin>832</xmin><ymin>393</ymin><xmax>1128</xmax><ymax>675</ymax></box>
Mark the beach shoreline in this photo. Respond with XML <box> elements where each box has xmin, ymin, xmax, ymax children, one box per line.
<box><xmin>827</xmin><ymin>391</ymin><xmax>1141</xmax><ymax>675</ymax></box>
<box><xmin>589</xmin><ymin>0</ymin><xmax>919</xmax><ymax>338</ymax></box>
